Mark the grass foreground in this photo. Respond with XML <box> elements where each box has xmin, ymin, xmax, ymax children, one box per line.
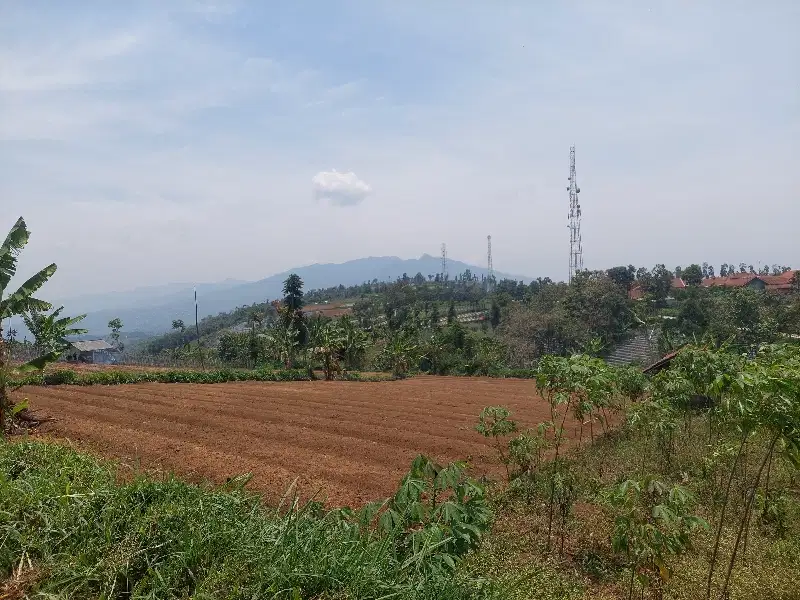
<box><xmin>0</xmin><ymin>441</ymin><xmax>502</xmax><ymax>599</ymax></box>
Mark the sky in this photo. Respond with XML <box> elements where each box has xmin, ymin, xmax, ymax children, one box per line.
<box><xmin>2</xmin><ymin>0</ymin><xmax>798</xmax><ymax>298</ymax></box>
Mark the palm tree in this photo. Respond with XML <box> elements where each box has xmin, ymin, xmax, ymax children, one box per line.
<box><xmin>1</xmin><ymin>217</ymin><xmax>62</xmax><ymax>429</ymax></box>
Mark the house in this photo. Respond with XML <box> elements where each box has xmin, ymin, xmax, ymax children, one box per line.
<box><xmin>66</xmin><ymin>340</ymin><xmax>119</xmax><ymax>364</ymax></box>
<box><xmin>628</xmin><ymin>277</ymin><xmax>687</xmax><ymax>301</ymax></box>
<box><xmin>701</xmin><ymin>270</ymin><xmax>796</xmax><ymax>294</ymax></box>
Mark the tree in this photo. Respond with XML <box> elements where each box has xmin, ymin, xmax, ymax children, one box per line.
<box><xmin>707</xmin><ymin>264</ymin><xmax>715</xmax><ymax>278</ymax></box>
<box><xmin>607</xmin><ymin>266</ymin><xmax>636</xmax><ymax>290</ymax></box>
<box><xmin>489</xmin><ymin>300</ymin><xmax>501</xmax><ymax>329</ymax></box>
<box><xmin>720</xmin><ymin>263</ymin><xmax>728</xmax><ymax>277</ymax></box>
<box><xmin>310</xmin><ymin>321</ymin><xmax>346</xmax><ymax>380</ymax></box>
<box><xmin>22</xmin><ymin>306</ymin><xmax>87</xmax><ymax>354</ymax></box>
<box><xmin>282</xmin><ymin>274</ymin><xmax>304</xmax><ymax>312</ymax></box>
<box><xmin>430</xmin><ymin>304</ymin><xmax>441</xmax><ymax>329</ymax></box>
<box><xmin>171</xmin><ymin>319</ymin><xmax>186</xmax><ymax>359</ymax></box>
<box><xmin>0</xmin><ymin>217</ymin><xmax>64</xmax><ymax>430</ymax></box>
<box><xmin>108</xmin><ymin>318</ymin><xmax>124</xmax><ymax>352</ymax></box>
<box><xmin>645</xmin><ymin>264</ymin><xmax>673</xmax><ymax>304</ymax></box>
<box><xmin>281</xmin><ymin>274</ymin><xmax>307</xmax><ymax>346</ymax></box>
<box><xmin>702</xmin><ymin>262</ymin><xmax>709</xmax><ymax>278</ymax></box>
<box><xmin>682</xmin><ymin>264</ymin><xmax>703</xmax><ymax>286</ymax></box>
<box><xmin>739</xmin><ymin>263</ymin><xmax>747</xmax><ymax>274</ymax></box>
<box><xmin>447</xmin><ymin>301</ymin><xmax>457</xmax><ymax>324</ymax></box>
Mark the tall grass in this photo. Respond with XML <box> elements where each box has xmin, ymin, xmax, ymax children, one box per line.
<box><xmin>0</xmin><ymin>442</ymin><xmax>499</xmax><ymax>599</ymax></box>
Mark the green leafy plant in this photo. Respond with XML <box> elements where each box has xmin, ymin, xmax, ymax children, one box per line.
<box><xmin>375</xmin><ymin>454</ymin><xmax>493</xmax><ymax>577</ymax></box>
<box><xmin>475</xmin><ymin>406</ymin><xmax>517</xmax><ymax>481</ymax></box>
<box><xmin>0</xmin><ymin>217</ymin><xmax>68</xmax><ymax>432</ymax></box>
<box><xmin>22</xmin><ymin>306</ymin><xmax>87</xmax><ymax>355</ymax></box>
<box><xmin>604</xmin><ymin>477</ymin><xmax>708</xmax><ymax>600</ymax></box>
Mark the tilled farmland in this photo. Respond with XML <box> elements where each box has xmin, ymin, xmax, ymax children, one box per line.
<box><xmin>27</xmin><ymin>376</ymin><xmax>585</xmax><ymax>506</ymax></box>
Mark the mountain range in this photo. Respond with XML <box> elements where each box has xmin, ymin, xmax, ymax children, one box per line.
<box><xmin>14</xmin><ymin>255</ymin><xmax>531</xmax><ymax>337</ymax></box>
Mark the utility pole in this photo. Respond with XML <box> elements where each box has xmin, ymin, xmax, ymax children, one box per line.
<box><xmin>486</xmin><ymin>235</ymin><xmax>494</xmax><ymax>292</ymax></box>
<box><xmin>567</xmin><ymin>144</ymin><xmax>583</xmax><ymax>283</ymax></box>
<box><xmin>441</xmin><ymin>243</ymin><xmax>448</xmax><ymax>281</ymax></box>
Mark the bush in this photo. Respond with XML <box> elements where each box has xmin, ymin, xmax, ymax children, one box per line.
<box><xmin>12</xmin><ymin>367</ymin><xmax>401</xmax><ymax>387</ymax></box>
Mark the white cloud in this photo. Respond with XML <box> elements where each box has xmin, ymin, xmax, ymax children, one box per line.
<box><xmin>312</xmin><ymin>169</ymin><xmax>372</xmax><ymax>207</ymax></box>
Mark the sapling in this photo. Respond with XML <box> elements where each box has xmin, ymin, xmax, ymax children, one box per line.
<box><xmin>475</xmin><ymin>406</ymin><xmax>517</xmax><ymax>481</ymax></box>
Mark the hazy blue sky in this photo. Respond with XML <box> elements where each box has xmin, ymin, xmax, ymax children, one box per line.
<box><xmin>2</xmin><ymin>0</ymin><xmax>798</xmax><ymax>298</ymax></box>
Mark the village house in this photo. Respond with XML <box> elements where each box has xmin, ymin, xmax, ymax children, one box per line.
<box><xmin>65</xmin><ymin>340</ymin><xmax>120</xmax><ymax>364</ymax></box>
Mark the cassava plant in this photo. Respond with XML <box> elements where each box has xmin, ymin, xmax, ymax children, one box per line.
<box><xmin>372</xmin><ymin>454</ymin><xmax>493</xmax><ymax>576</ymax></box>
<box><xmin>475</xmin><ymin>405</ymin><xmax>517</xmax><ymax>481</ymax></box>
<box><xmin>604</xmin><ymin>477</ymin><xmax>708</xmax><ymax>600</ymax></box>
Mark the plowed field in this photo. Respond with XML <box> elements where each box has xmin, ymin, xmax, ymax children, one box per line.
<box><xmin>27</xmin><ymin>377</ymin><xmax>584</xmax><ymax>506</ymax></box>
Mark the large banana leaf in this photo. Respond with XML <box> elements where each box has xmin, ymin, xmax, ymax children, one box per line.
<box><xmin>0</xmin><ymin>217</ymin><xmax>28</xmax><ymax>291</ymax></box>
<box><xmin>13</xmin><ymin>352</ymin><xmax>61</xmax><ymax>374</ymax></box>
<box><xmin>0</xmin><ymin>263</ymin><xmax>57</xmax><ymax>319</ymax></box>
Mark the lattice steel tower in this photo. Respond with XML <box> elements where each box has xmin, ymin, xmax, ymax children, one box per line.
<box><xmin>567</xmin><ymin>145</ymin><xmax>583</xmax><ymax>282</ymax></box>
<box><xmin>486</xmin><ymin>235</ymin><xmax>494</xmax><ymax>291</ymax></box>
<box><xmin>441</xmin><ymin>243</ymin><xmax>448</xmax><ymax>280</ymax></box>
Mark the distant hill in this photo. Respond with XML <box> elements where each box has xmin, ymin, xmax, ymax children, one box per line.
<box><xmin>16</xmin><ymin>255</ymin><xmax>530</xmax><ymax>336</ymax></box>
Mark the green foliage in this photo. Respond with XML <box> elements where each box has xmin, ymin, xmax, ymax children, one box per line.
<box><xmin>372</xmin><ymin>454</ymin><xmax>493</xmax><ymax>577</ymax></box>
<box><xmin>107</xmin><ymin>317</ymin><xmax>124</xmax><ymax>351</ymax></box>
<box><xmin>682</xmin><ymin>263</ymin><xmax>703</xmax><ymax>286</ymax></box>
<box><xmin>0</xmin><ymin>217</ymin><xmax>72</xmax><ymax>431</ymax></box>
<box><xmin>0</xmin><ymin>442</ymin><xmax>498</xmax><ymax>599</ymax></box>
<box><xmin>377</xmin><ymin>332</ymin><xmax>422</xmax><ymax>377</ymax></box>
<box><xmin>604</xmin><ymin>477</ymin><xmax>708</xmax><ymax>596</ymax></box>
<box><xmin>14</xmin><ymin>367</ymin><xmax>315</xmax><ymax>386</ymax></box>
<box><xmin>475</xmin><ymin>406</ymin><xmax>517</xmax><ymax>480</ymax></box>
<box><xmin>22</xmin><ymin>306</ymin><xmax>88</xmax><ymax>354</ymax></box>
<box><xmin>508</xmin><ymin>424</ymin><xmax>551</xmax><ymax>480</ymax></box>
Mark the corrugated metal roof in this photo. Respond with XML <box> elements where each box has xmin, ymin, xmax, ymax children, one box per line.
<box><xmin>70</xmin><ymin>339</ymin><xmax>115</xmax><ymax>352</ymax></box>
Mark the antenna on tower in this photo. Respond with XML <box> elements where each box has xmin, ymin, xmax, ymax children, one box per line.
<box><xmin>486</xmin><ymin>235</ymin><xmax>494</xmax><ymax>292</ymax></box>
<box><xmin>441</xmin><ymin>243</ymin><xmax>448</xmax><ymax>281</ymax></box>
<box><xmin>567</xmin><ymin>145</ymin><xmax>583</xmax><ymax>283</ymax></box>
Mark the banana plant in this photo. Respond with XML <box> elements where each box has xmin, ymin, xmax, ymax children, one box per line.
<box><xmin>310</xmin><ymin>320</ymin><xmax>346</xmax><ymax>380</ymax></box>
<box><xmin>22</xmin><ymin>306</ymin><xmax>87</xmax><ymax>355</ymax></box>
<box><xmin>0</xmin><ymin>217</ymin><xmax>62</xmax><ymax>431</ymax></box>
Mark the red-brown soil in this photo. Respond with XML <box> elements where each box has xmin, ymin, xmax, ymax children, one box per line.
<box><xmin>25</xmin><ymin>377</ymin><xmax>586</xmax><ymax>506</ymax></box>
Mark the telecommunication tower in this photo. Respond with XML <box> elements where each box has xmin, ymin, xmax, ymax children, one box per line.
<box><xmin>441</xmin><ymin>243</ymin><xmax>448</xmax><ymax>280</ymax></box>
<box><xmin>567</xmin><ymin>145</ymin><xmax>583</xmax><ymax>282</ymax></box>
<box><xmin>486</xmin><ymin>235</ymin><xmax>494</xmax><ymax>291</ymax></box>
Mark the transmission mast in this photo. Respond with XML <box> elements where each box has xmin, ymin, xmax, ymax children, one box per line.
<box><xmin>486</xmin><ymin>235</ymin><xmax>494</xmax><ymax>291</ymax></box>
<box><xmin>567</xmin><ymin>145</ymin><xmax>583</xmax><ymax>283</ymax></box>
<box><xmin>441</xmin><ymin>243</ymin><xmax>448</xmax><ymax>281</ymax></box>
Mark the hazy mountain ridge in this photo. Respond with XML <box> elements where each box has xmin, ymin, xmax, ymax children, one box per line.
<box><xmin>16</xmin><ymin>255</ymin><xmax>530</xmax><ymax>337</ymax></box>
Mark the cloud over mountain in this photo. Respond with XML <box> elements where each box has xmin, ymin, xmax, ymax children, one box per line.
<box><xmin>312</xmin><ymin>169</ymin><xmax>372</xmax><ymax>207</ymax></box>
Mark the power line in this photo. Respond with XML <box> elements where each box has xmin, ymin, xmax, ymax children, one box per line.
<box><xmin>567</xmin><ymin>144</ymin><xmax>583</xmax><ymax>283</ymax></box>
<box><xmin>441</xmin><ymin>243</ymin><xmax>448</xmax><ymax>281</ymax></box>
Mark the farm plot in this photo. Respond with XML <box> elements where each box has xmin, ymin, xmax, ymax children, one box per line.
<box><xmin>26</xmin><ymin>377</ymin><xmax>585</xmax><ymax>506</ymax></box>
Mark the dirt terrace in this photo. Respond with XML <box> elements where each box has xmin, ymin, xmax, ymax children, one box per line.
<box><xmin>26</xmin><ymin>377</ymin><xmax>584</xmax><ymax>506</ymax></box>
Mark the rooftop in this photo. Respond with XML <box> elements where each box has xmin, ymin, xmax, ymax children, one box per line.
<box><xmin>70</xmin><ymin>339</ymin><xmax>115</xmax><ymax>352</ymax></box>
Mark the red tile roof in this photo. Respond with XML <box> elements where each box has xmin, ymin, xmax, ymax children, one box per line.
<box><xmin>702</xmin><ymin>271</ymin><xmax>795</xmax><ymax>293</ymax></box>
<box><xmin>702</xmin><ymin>273</ymin><xmax>757</xmax><ymax>288</ymax></box>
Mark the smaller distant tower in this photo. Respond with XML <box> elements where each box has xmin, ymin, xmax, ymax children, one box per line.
<box><xmin>487</xmin><ymin>235</ymin><xmax>494</xmax><ymax>292</ymax></box>
<box><xmin>441</xmin><ymin>243</ymin><xmax>448</xmax><ymax>280</ymax></box>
